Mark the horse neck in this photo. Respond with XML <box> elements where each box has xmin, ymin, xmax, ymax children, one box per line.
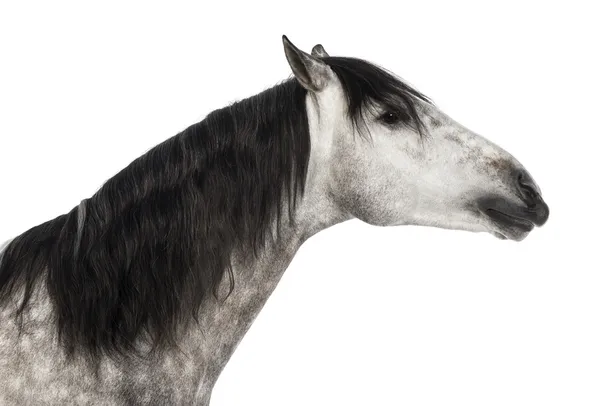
<box><xmin>182</xmin><ymin>163</ymin><xmax>349</xmax><ymax>383</ymax></box>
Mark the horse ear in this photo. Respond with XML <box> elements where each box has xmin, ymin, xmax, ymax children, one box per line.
<box><xmin>311</xmin><ymin>44</ymin><xmax>329</xmax><ymax>58</ymax></box>
<box><xmin>282</xmin><ymin>35</ymin><xmax>330</xmax><ymax>92</ymax></box>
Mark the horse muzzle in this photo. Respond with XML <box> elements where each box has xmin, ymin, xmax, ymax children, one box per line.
<box><xmin>478</xmin><ymin>170</ymin><xmax>549</xmax><ymax>240</ymax></box>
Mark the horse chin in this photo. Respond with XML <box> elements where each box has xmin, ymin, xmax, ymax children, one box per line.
<box><xmin>492</xmin><ymin>231</ymin><xmax>507</xmax><ymax>240</ymax></box>
<box><xmin>490</xmin><ymin>229</ymin><xmax>530</xmax><ymax>242</ymax></box>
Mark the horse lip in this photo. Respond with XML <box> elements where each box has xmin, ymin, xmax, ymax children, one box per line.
<box><xmin>478</xmin><ymin>195</ymin><xmax>549</xmax><ymax>230</ymax></box>
<box><xmin>526</xmin><ymin>198</ymin><xmax>550</xmax><ymax>226</ymax></box>
<box><xmin>485</xmin><ymin>208</ymin><xmax>535</xmax><ymax>233</ymax></box>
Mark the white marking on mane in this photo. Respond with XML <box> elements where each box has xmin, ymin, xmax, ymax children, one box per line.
<box><xmin>74</xmin><ymin>199</ymin><xmax>87</xmax><ymax>257</ymax></box>
<box><xmin>0</xmin><ymin>238</ymin><xmax>12</xmax><ymax>267</ymax></box>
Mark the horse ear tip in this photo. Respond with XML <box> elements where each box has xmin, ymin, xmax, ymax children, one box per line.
<box><xmin>282</xmin><ymin>36</ymin><xmax>298</xmax><ymax>53</ymax></box>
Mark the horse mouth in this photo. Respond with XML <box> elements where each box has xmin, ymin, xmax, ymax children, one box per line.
<box><xmin>483</xmin><ymin>208</ymin><xmax>535</xmax><ymax>240</ymax></box>
<box><xmin>485</xmin><ymin>209</ymin><xmax>535</xmax><ymax>233</ymax></box>
<box><xmin>477</xmin><ymin>192</ymin><xmax>548</xmax><ymax>241</ymax></box>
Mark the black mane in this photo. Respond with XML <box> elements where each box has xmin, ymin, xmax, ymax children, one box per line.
<box><xmin>0</xmin><ymin>56</ymin><xmax>428</xmax><ymax>360</ymax></box>
<box><xmin>324</xmin><ymin>57</ymin><xmax>430</xmax><ymax>135</ymax></box>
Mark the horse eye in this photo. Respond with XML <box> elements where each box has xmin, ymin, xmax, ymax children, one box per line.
<box><xmin>380</xmin><ymin>111</ymin><xmax>402</xmax><ymax>125</ymax></box>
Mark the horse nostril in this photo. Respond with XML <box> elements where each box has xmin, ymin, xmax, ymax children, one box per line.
<box><xmin>512</xmin><ymin>170</ymin><xmax>551</xmax><ymax>225</ymax></box>
<box><xmin>516</xmin><ymin>170</ymin><xmax>540</xmax><ymax>205</ymax></box>
<box><xmin>522</xmin><ymin>186</ymin><xmax>537</xmax><ymax>204</ymax></box>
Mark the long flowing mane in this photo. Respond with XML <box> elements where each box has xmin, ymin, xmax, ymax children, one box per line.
<box><xmin>0</xmin><ymin>57</ymin><xmax>428</xmax><ymax>360</ymax></box>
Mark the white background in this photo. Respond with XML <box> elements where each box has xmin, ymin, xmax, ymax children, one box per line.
<box><xmin>0</xmin><ymin>1</ymin><xmax>598</xmax><ymax>405</ymax></box>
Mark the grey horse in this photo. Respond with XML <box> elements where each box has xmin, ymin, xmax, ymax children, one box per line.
<box><xmin>0</xmin><ymin>36</ymin><xmax>548</xmax><ymax>405</ymax></box>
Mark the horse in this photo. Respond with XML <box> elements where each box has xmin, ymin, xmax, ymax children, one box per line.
<box><xmin>0</xmin><ymin>36</ymin><xmax>549</xmax><ymax>405</ymax></box>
